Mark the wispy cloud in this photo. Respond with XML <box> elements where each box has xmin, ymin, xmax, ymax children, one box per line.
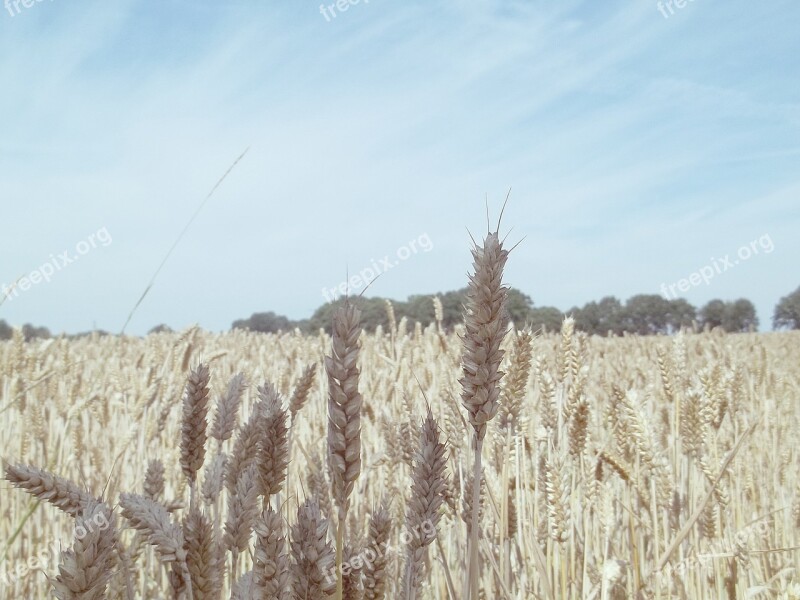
<box><xmin>0</xmin><ymin>0</ymin><xmax>797</xmax><ymax>333</ymax></box>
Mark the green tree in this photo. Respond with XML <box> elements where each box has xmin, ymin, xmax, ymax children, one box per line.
<box><xmin>699</xmin><ymin>299</ymin><xmax>758</xmax><ymax>332</ymax></box>
<box><xmin>723</xmin><ymin>299</ymin><xmax>758</xmax><ymax>332</ymax></box>
<box><xmin>232</xmin><ymin>311</ymin><xmax>292</xmax><ymax>334</ymax></box>
<box><xmin>505</xmin><ymin>289</ymin><xmax>535</xmax><ymax>325</ymax></box>
<box><xmin>21</xmin><ymin>323</ymin><xmax>51</xmax><ymax>341</ymax></box>
<box><xmin>699</xmin><ymin>299</ymin><xmax>727</xmax><ymax>330</ymax></box>
<box><xmin>621</xmin><ymin>295</ymin><xmax>672</xmax><ymax>335</ymax></box>
<box><xmin>306</xmin><ymin>297</ymin><xmax>390</xmax><ymax>334</ymax></box>
<box><xmin>528</xmin><ymin>306</ymin><xmax>563</xmax><ymax>333</ymax></box>
<box><xmin>438</xmin><ymin>289</ymin><xmax>467</xmax><ymax>328</ymax></box>
<box><xmin>0</xmin><ymin>319</ymin><xmax>11</xmax><ymax>340</ymax></box>
<box><xmin>774</xmin><ymin>286</ymin><xmax>800</xmax><ymax>330</ymax></box>
<box><xmin>400</xmin><ymin>294</ymin><xmax>436</xmax><ymax>328</ymax></box>
<box><xmin>666</xmin><ymin>299</ymin><xmax>696</xmax><ymax>333</ymax></box>
<box><xmin>573</xmin><ymin>296</ymin><xmax>624</xmax><ymax>336</ymax></box>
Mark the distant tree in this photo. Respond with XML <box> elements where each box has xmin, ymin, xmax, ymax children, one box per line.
<box><xmin>773</xmin><ymin>285</ymin><xmax>800</xmax><ymax>330</ymax></box>
<box><xmin>699</xmin><ymin>299</ymin><xmax>758</xmax><ymax>332</ymax></box>
<box><xmin>148</xmin><ymin>324</ymin><xmax>173</xmax><ymax>334</ymax></box>
<box><xmin>396</xmin><ymin>288</ymin><xmax>467</xmax><ymax>330</ymax></box>
<box><xmin>621</xmin><ymin>294</ymin><xmax>672</xmax><ymax>335</ymax></box>
<box><xmin>505</xmin><ymin>289</ymin><xmax>535</xmax><ymax>326</ymax></box>
<box><xmin>699</xmin><ymin>299</ymin><xmax>727</xmax><ymax>330</ymax></box>
<box><xmin>0</xmin><ymin>319</ymin><xmax>11</xmax><ymax>341</ymax></box>
<box><xmin>306</xmin><ymin>297</ymin><xmax>391</xmax><ymax>334</ymax></box>
<box><xmin>68</xmin><ymin>330</ymin><xmax>111</xmax><ymax>340</ymax></box>
<box><xmin>21</xmin><ymin>323</ymin><xmax>51</xmax><ymax>341</ymax></box>
<box><xmin>305</xmin><ymin>302</ymin><xmax>339</xmax><ymax>334</ymax></box>
<box><xmin>723</xmin><ymin>299</ymin><xmax>758</xmax><ymax>332</ymax></box>
<box><xmin>573</xmin><ymin>296</ymin><xmax>624</xmax><ymax>336</ymax></box>
<box><xmin>400</xmin><ymin>294</ymin><xmax>437</xmax><ymax>328</ymax></box>
<box><xmin>528</xmin><ymin>306</ymin><xmax>563</xmax><ymax>333</ymax></box>
<box><xmin>438</xmin><ymin>288</ymin><xmax>467</xmax><ymax>328</ymax></box>
<box><xmin>232</xmin><ymin>311</ymin><xmax>292</xmax><ymax>334</ymax></box>
<box><xmin>666</xmin><ymin>298</ymin><xmax>696</xmax><ymax>333</ymax></box>
<box><xmin>356</xmin><ymin>297</ymin><xmax>394</xmax><ymax>332</ymax></box>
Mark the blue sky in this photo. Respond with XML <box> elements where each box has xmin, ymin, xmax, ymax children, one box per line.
<box><xmin>1</xmin><ymin>0</ymin><xmax>798</xmax><ymax>335</ymax></box>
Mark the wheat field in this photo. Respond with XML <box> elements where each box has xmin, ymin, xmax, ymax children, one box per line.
<box><xmin>1</xmin><ymin>235</ymin><xmax>800</xmax><ymax>599</ymax></box>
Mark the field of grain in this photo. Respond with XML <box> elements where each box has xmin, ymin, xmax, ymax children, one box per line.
<box><xmin>2</xmin><ymin>310</ymin><xmax>799</xmax><ymax>598</ymax></box>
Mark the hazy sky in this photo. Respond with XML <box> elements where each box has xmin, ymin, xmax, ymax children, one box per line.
<box><xmin>1</xmin><ymin>0</ymin><xmax>798</xmax><ymax>335</ymax></box>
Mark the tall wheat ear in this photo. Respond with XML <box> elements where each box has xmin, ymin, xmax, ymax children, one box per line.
<box><xmin>459</xmin><ymin>227</ymin><xmax>510</xmax><ymax>600</ymax></box>
<box><xmin>325</xmin><ymin>299</ymin><xmax>364</xmax><ymax>600</ymax></box>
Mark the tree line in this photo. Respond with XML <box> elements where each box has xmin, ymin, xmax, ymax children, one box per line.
<box><xmin>230</xmin><ymin>284</ymin><xmax>800</xmax><ymax>336</ymax></box>
<box><xmin>2</xmin><ymin>284</ymin><xmax>799</xmax><ymax>340</ymax></box>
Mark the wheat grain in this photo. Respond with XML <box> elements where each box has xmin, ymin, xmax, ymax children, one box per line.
<box><xmin>402</xmin><ymin>408</ymin><xmax>447</xmax><ymax>600</ymax></box>
<box><xmin>4</xmin><ymin>463</ymin><xmax>94</xmax><ymax>518</ymax></box>
<box><xmin>210</xmin><ymin>372</ymin><xmax>247</xmax><ymax>447</ymax></box>
<box><xmin>181</xmin><ymin>362</ymin><xmax>211</xmax><ymax>486</ymax></box>
<box><xmin>253</xmin><ymin>506</ymin><xmax>290</xmax><ymax>600</ymax></box>
<box><xmin>290</xmin><ymin>499</ymin><xmax>336</xmax><ymax>600</ymax></box>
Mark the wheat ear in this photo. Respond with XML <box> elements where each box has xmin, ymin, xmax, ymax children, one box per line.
<box><xmin>51</xmin><ymin>500</ymin><xmax>118</xmax><ymax>600</ymax></box>
<box><xmin>362</xmin><ymin>501</ymin><xmax>392</xmax><ymax>600</ymax></box>
<box><xmin>290</xmin><ymin>499</ymin><xmax>336</xmax><ymax>600</ymax></box>
<box><xmin>497</xmin><ymin>327</ymin><xmax>533</xmax><ymax>433</ymax></box>
<box><xmin>4</xmin><ymin>463</ymin><xmax>94</xmax><ymax>517</ymax></box>
<box><xmin>459</xmin><ymin>230</ymin><xmax>509</xmax><ymax>600</ymax></box>
<box><xmin>289</xmin><ymin>363</ymin><xmax>317</xmax><ymax>421</ymax></box>
<box><xmin>402</xmin><ymin>408</ymin><xmax>448</xmax><ymax>600</ymax></box>
<box><xmin>257</xmin><ymin>382</ymin><xmax>289</xmax><ymax>501</ymax></box>
<box><xmin>325</xmin><ymin>301</ymin><xmax>363</xmax><ymax>600</ymax></box>
<box><xmin>119</xmin><ymin>493</ymin><xmax>194</xmax><ymax>599</ymax></box>
<box><xmin>209</xmin><ymin>372</ymin><xmax>247</xmax><ymax>450</ymax></box>
<box><xmin>180</xmin><ymin>363</ymin><xmax>211</xmax><ymax>497</ymax></box>
<box><xmin>144</xmin><ymin>459</ymin><xmax>165</xmax><ymax>501</ymax></box>
<box><xmin>224</xmin><ymin>464</ymin><xmax>260</xmax><ymax>577</ymax></box>
<box><xmin>253</xmin><ymin>506</ymin><xmax>290</xmax><ymax>599</ymax></box>
<box><xmin>183</xmin><ymin>506</ymin><xmax>221</xmax><ymax>600</ymax></box>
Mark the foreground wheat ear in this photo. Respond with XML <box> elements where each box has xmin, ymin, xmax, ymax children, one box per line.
<box><xmin>460</xmin><ymin>229</ymin><xmax>510</xmax><ymax>600</ymax></box>
<box><xmin>325</xmin><ymin>299</ymin><xmax>363</xmax><ymax>600</ymax></box>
